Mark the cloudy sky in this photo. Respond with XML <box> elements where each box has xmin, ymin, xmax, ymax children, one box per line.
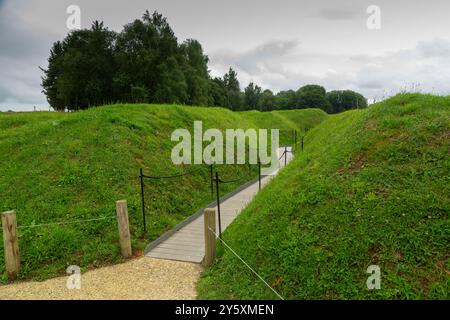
<box><xmin>1</xmin><ymin>0</ymin><xmax>450</xmax><ymax>111</ymax></box>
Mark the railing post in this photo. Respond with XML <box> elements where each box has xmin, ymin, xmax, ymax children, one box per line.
<box><xmin>140</xmin><ymin>168</ymin><xmax>147</xmax><ymax>235</ymax></box>
<box><xmin>1</xmin><ymin>210</ymin><xmax>20</xmax><ymax>280</ymax></box>
<box><xmin>294</xmin><ymin>130</ymin><xmax>297</xmax><ymax>152</ymax></box>
<box><xmin>258</xmin><ymin>157</ymin><xmax>261</xmax><ymax>191</ymax></box>
<box><xmin>284</xmin><ymin>146</ymin><xmax>287</xmax><ymax>166</ymax></box>
<box><xmin>292</xmin><ymin>129</ymin><xmax>295</xmax><ymax>148</ymax></box>
<box><xmin>202</xmin><ymin>208</ymin><xmax>216</xmax><ymax>267</ymax></box>
<box><xmin>215</xmin><ymin>172</ymin><xmax>222</xmax><ymax>238</ymax></box>
<box><xmin>116</xmin><ymin>200</ymin><xmax>132</xmax><ymax>258</ymax></box>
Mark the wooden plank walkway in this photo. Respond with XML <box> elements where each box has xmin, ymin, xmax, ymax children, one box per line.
<box><xmin>145</xmin><ymin>147</ymin><xmax>293</xmax><ymax>263</ymax></box>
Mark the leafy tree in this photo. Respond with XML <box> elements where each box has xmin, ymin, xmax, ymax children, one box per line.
<box><xmin>153</xmin><ymin>56</ymin><xmax>188</xmax><ymax>104</ymax></box>
<box><xmin>296</xmin><ymin>84</ymin><xmax>329</xmax><ymax>111</ymax></box>
<box><xmin>180</xmin><ymin>39</ymin><xmax>210</xmax><ymax>105</ymax></box>
<box><xmin>208</xmin><ymin>77</ymin><xmax>228</xmax><ymax>107</ymax></box>
<box><xmin>42</xmin><ymin>21</ymin><xmax>116</xmax><ymax>111</ymax></box>
<box><xmin>259</xmin><ymin>89</ymin><xmax>275</xmax><ymax>111</ymax></box>
<box><xmin>223</xmin><ymin>68</ymin><xmax>240</xmax><ymax>92</ymax></box>
<box><xmin>326</xmin><ymin>90</ymin><xmax>368</xmax><ymax>113</ymax></box>
<box><xmin>227</xmin><ymin>90</ymin><xmax>243</xmax><ymax>111</ymax></box>
<box><xmin>40</xmin><ymin>41</ymin><xmax>65</xmax><ymax>111</ymax></box>
<box><xmin>131</xmin><ymin>86</ymin><xmax>148</xmax><ymax>103</ymax></box>
<box><xmin>223</xmin><ymin>68</ymin><xmax>242</xmax><ymax>110</ymax></box>
<box><xmin>114</xmin><ymin>11</ymin><xmax>180</xmax><ymax>103</ymax></box>
<box><xmin>275</xmin><ymin>90</ymin><xmax>297</xmax><ymax>110</ymax></box>
<box><xmin>41</xmin><ymin>10</ymin><xmax>368</xmax><ymax>114</ymax></box>
<box><xmin>243</xmin><ymin>82</ymin><xmax>262</xmax><ymax>110</ymax></box>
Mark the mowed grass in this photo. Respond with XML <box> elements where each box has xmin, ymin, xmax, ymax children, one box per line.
<box><xmin>197</xmin><ymin>94</ymin><xmax>450</xmax><ymax>299</ymax></box>
<box><xmin>0</xmin><ymin>104</ymin><xmax>326</xmax><ymax>282</ymax></box>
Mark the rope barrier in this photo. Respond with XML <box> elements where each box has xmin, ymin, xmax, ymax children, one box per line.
<box><xmin>208</xmin><ymin>226</ymin><xmax>284</xmax><ymax>300</ymax></box>
<box><xmin>216</xmin><ymin>164</ymin><xmax>254</xmax><ymax>184</ymax></box>
<box><xmin>17</xmin><ymin>215</ymin><xmax>116</xmax><ymax>229</ymax></box>
<box><xmin>141</xmin><ymin>166</ymin><xmax>206</xmax><ymax>180</ymax></box>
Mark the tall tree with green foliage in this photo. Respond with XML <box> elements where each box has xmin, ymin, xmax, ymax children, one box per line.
<box><xmin>42</xmin><ymin>21</ymin><xmax>116</xmax><ymax>110</ymax></box>
<box><xmin>180</xmin><ymin>39</ymin><xmax>210</xmax><ymax>106</ymax></box>
<box><xmin>243</xmin><ymin>82</ymin><xmax>262</xmax><ymax>110</ymax></box>
<box><xmin>275</xmin><ymin>90</ymin><xmax>297</xmax><ymax>110</ymax></box>
<box><xmin>296</xmin><ymin>84</ymin><xmax>330</xmax><ymax>111</ymax></box>
<box><xmin>326</xmin><ymin>90</ymin><xmax>368</xmax><ymax>113</ymax></box>
<box><xmin>41</xmin><ymin>11</ymin><xmax>368</xmax><ymax>113</ymax></box>
<box><xmin>40</xmin><ymin>41</ymin><xmax>65</xmax><ymax>111</ymax></box>
<box><xmin>259</xmin><ymin>89</ymin><xmax>276</xmax><ymax>111</ymax></box>
<box><xmin>223</xmin><ymin>68</ymin><xmax>242</xmax><ymax>110</ymax></box>
<box><xmin>114</xmin><ymin>11</ymin><xmax>180</xmax><ymax>103</ymax></box>
<box><xmin>208</xmin><ymin>77</ymin><xmax>228</xmax><ymax>107</ymax></box>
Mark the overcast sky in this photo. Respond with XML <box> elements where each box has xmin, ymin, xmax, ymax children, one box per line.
<box><xmin>1</xmin><ymin>0</ymin><xmax>450</xmax><ymax>111</ymax></box>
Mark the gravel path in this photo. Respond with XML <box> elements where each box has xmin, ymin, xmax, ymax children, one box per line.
<box><xmin>0</xmin><ymin>257</ymin><xmax>202</xmax><ymax>300</ymax></box>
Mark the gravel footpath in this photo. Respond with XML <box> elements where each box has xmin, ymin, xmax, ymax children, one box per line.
<box><xmin>0</xmin><ymin>257</ymin><xmax>203</xmax><ymax>300</ymax></box>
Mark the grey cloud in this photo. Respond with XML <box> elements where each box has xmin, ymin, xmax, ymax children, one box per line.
<box><xmin>209</xmin><ymin>38</ymin><xmax>450</xmax><ymax>100</ymax></box>
<box><xmin>211</xmin><ymin>40</ymin><xmax>300</xmax><ymax>75</ymax></box>
<box><xmin>317</xmin><ymin>7</ymin><xmax>359</xmax><ymax>20</ymax></box>
<box><xmin>0</xmin><ymin>1</ymin><xmax>56</xmax><ymax>108</ymax></box>
<box><xmin>2</xmin><ymin>0</ymin><xmax>450</xmax><ymax>110</ymax></box>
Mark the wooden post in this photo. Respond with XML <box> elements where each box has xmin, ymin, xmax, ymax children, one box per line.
<box><xmin>1</xmin><ymin>210</ymin><xmax>20</xmax><ymax>280</ymax></box>
<box><xmin>116</xmin><ymin>200</ymin><xmax>132</xmax><ymax>258</ymax></box>
<box><xmin>203</xmin><ymin>208</ymin><xmax>216</xmax><ymax>267</ymax></box>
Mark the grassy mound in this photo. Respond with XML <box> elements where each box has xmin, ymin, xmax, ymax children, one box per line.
<box><xmin>0</xmin><ymin>104</ymin><xmax>326</xmax><ymax>282</ymax></box>
<box><xmin>197</xmin><ymin>94</ymin><xmax>450</xmax><ymax>299</ymax></box>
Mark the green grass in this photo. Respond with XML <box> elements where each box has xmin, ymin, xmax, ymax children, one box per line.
<box><xmin>197</xmin><ymin>94</ymin><xmax>450</xmax><ymax>300</ymax></box>
<box><xmin>0</xmin><ymin>104</ymin><xmax>326</xmax><ymax>283</ymax></box>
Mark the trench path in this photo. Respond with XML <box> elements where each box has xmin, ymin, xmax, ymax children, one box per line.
<box><xmin>145</xmin><ymin>146</ymin><xmax>293</xmax><ymax>263</ymax></box>
<box><xmin>0</xmin><ymin>147</ymin><xmax>293</xmax><ymax>300</ymax></box>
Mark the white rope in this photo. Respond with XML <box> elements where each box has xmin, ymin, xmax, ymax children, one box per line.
<box><xmin>208</xmin><ymin>226</ymin><xmax>284</xmax><ymax>300</ymax></box>
<box><xmin>17</xmin><ymin>215</ymin><xmax>116</xmax><ymax>229</ymax></box>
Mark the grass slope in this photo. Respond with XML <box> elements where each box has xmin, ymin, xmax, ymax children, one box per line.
<box><xmin>198</xmin><ymin>94</ymin><xmax>450</xmax><ymax>299</ymax></box>
<box><xmin>0</xmin><ymin>104</ymin><xmax>326</xmax><ymax>282</ymax></box>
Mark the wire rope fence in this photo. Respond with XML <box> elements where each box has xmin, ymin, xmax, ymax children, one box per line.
<box><xmin>1</xmin><ymin>128</ymin><xmax>306</xmax><ymax>280</ymax></box>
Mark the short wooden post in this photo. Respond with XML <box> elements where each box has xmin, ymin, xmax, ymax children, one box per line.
<box><xmin>1</xmin><ymin>210</ymin><xmax>20</xmax><ymax>280</ymax></box>
<box><xmin>116</xmin><ymin>200</ymin><xmax>132</xmax><ymax>258</ymax></box>
<box><xmin>203</xmin><ymin>208</ymin><xmax>216</xmax><ymax>267</ymax></box>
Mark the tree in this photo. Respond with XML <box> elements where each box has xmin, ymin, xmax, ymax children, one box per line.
<box><xmin>41</xmin><ymin>41</ymin><xmax>65</xmax><ymax>111</ymax></box>
<box><xmin>130</xmin><ymin>86</ymin><xmax>148</xmax><ymax>103</ymax></box>
<box><xmin>41</xmin><ymin>21</ymin><xmax>116</xmax><ymax>111</ymax></box>
<box><xmin>259</xmin><ymin>89</ymin><xmax>275</xmax><ymax>111</ymax></box>
<box><xmin>275</xmin><ymin>90</ymin><xmax>297</xmax><ymax>110</ymax></box>
<box><xmin>114</xmin><ymin>11</ymin><xmax>180</xmax><ymax>103</ymax></box>
<box><xmin>243</xmin><ymin>82</ymin><xmax>262</xmax><ymax>110</ymax></box>
<box><xmin>180</xmin><ymin>39</ymin><xmax>210</xmax><ymax>106</ymax></box>
<box><xmin>208</xmin><ymin>77</ymin><xmax>228</xmax><ymax>107</ymax></box>
<box><xmin>153</xmin><ymin>56</ymin><xmax>188</xmax><ymax>104</ymax></box>
<box><xmin>223</xmin><ymin>68</ymin><xmax>242</xmax><ymax>110</ymax></box>
<box><xmin>296</xmin><ymin>84</ymin><xmax>329</xmax><ymax>111</ymax></box>
<box><xmin>326</xmin><ymin>90</ymin><xmax>367</xmax><ymax>113</ymax></box>
<box><xmin>41</xmin><ymin>10</ymin><xmax>368</xmax><ymax>114</ymax></box>
<box><xmin>223</xmin><ymin>68</ymin><xmax>240</xmax><ymax>92</ymax></box>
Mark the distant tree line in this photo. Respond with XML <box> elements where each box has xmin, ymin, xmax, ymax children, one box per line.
<box><xmin>41</xmin><ymin>11</ymin><xmax>367</xmax><ymax>113</ymax></box>
<box><xmin>241</xmin><ymin>84</ymin><xmax>367</xmax><ymax>113</ymax></box>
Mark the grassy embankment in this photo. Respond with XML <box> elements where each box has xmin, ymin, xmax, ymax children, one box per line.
<box><xmin>198</xmin><ymin>94</ymin><xmax>449</xmax><ymax>299</ymax></box>
<box><xmin>0</xmin><ymin>104</ymin><xmax>326</xmax><ymax>282</ymax></box>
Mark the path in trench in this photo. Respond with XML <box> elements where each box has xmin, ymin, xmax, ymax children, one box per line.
<box><xmin>145</xmin><ymin>147</ymin><xmax>293</xmax><ymax>263</ymax></box>
<box><xmin>0</xmin><ymin>147</ymin><xmax>293</xmax><ymax>300</ymax></box>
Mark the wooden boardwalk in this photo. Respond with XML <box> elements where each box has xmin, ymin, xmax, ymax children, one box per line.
<box><xmin>145</xmin><ymin>147</ymin><xmax>293</xmax><ymax>263</ymax></box>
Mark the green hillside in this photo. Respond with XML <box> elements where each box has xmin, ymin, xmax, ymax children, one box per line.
<box><xmin>198</xmin><ymin>94</ymin><xmax>450</xmax><ymax>299</ymax></box>
<box><xmin>0</xmin><ymin>104</ymin><xmax>326</xmax><ymax>282</ymax></box>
